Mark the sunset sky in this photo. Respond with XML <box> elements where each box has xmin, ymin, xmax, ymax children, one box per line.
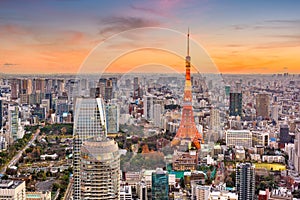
<box><xmin>0</xmin><ymin>0</ymin><xmax>299</xmax><ymax>74</ymax></box>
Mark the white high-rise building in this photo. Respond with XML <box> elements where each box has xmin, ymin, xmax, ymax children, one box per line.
<box><xmin>271</xmin><ymin>103</ymin><xmax>279</xmax><ymax>123</ymax></box>
<box><xmin>153</xmin><ymin>104</ymin><xmax>162</xmax><ymax>127</ymax></box>
<box><xmin>143</xmin><ymin>95</ymin><xmax>156</xmax><ymax>121</ymax></box>
<box><xmin>80</xmin><ymin>138</ymin><xmax>120</xmax><ymax>200</ymax></box>
<box><xmin>73</xmin><ymin>97</ymin><xmax>106</xmax><ymax>200</ymax></box>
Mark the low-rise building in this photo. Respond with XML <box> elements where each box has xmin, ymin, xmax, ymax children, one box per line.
<box><xmin>262</xmin><ymin>155</ymin><xmax>285</xmax><ymax>163</ymax></box>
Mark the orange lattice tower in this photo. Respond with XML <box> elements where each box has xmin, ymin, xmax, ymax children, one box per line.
<box><xmin>171</xmin><ymin>29</ymin><xmax>203</xmax><ymax>149</ymax></box>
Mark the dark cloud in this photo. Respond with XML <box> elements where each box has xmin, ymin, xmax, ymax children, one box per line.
<box><xmin>99</xmin><ymin>16</ymin><xmax>161</xmax><ymax>37</ymax></box>
<box><xmin>3</xmin><ymin>63</ymin><xmax>18</xmax><ymax>67</ymax></box>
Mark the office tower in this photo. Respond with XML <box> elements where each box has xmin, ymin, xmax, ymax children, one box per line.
<box><xmin>133</xmin><ymin>77</ymin><xmax>139</xmax><ymax>99</ymax></box>
<box><xmin>225</xmin><ymin>85</ymin><xmax>231</xmax><ymax>96</ymax></box>
<box><xmin>226</xmin><ymin>130</ymin><xmax>252</xmax><ymax>148</ymax></box>
<box><xmin>171</xmin><ymin>30</ymin><xmax>203</xmax><ymax>149</ymax></box>
<box><xmin>143</xmin><ymin>95</ymin><xmax>157</xmax><ymax>121</ymax></box>
<box><xmin>56</xmin><ymin>96</ymin><xmax>69</xmax><ymax>123</ymax></box>
<box><xmin>20</xmin><ymin>79</ymin><xmax>28</xmax><ymax>94</ymax></box>
<box><xmin>0</xmin><ymin>100</ymin><xmax>2</xmax><ymax>129</ymax></box>
<box><xmin>105</xmin><ymin>79</ymin><xmax>113</xmax><ymax>101</ymax></box>
<box><xmin>229</xmin><ymin>92</ymin><xmax>242</xmax><ymax>116</ymax></box>
<box><xmin>35</xmin><ymin>78</ymin><xmax>45</xmax><ymax>93</ymax></box>
<box><xmin>73</xmin><ymin>97</ymin><xmax>106</xmax><ymax>200</ymax></box>
<box><xmin>235</xmin><ymin>81</ymin><xmax>242</xmax><ymax>93</ymax></box>
<box><xmin>27</xmin><ymin>79</ymin><xmax>32</xmax><ymax>95</ymax></box>
<box><xmin>8</xmin><ymin>106</ymin><xmax>20</xmax><ymax>141</ymax></box>
<box><xmin>256</xmin><ymin>93</ymin><xmax>270</xmax><ymax>120</ymax></box>
<box><xmin>106</xmin><ymin>103</ymin><xmax>119</xmax><ymax>133</ymax></box>
<box><xmin>80</xmin><ymin>138</ymin><xmax>120</xmax><ymax>200</ymax></box>
<box><xmin>294</xmin><ymin>132</ymin><xmax>300</xmax><ymax>173</ymax></box>
<box><xmin>152</xmin><ymin>168</ymin><xmax>169</xmax><ymax>200</ymax></box>
<box><xmin>236</xmin><ymin>163</ymin><xmax>255</xmax><ymax>200</ymax></box>
<box><xmin>279</xmin><ymin>124</ymin><xmax>292</xmax><ymax>147</ymax></box>
<box><xmin>271</xmin><ymin>103</ymin><xmax>279</xmax><ymax>123</ymax></box>
<box><xmin>210</xmin><ymin>108</ymin><xmax>220</xmax><ymax>131</ymax></box>
<box><xmin>153</xmin><ymin>104</ymin><xmax>162</xmax><ymax>127</ymax></box>
<box><xmin>0</xmin><ymin>180</ymin><xmax>26</xmax><ymax>200</ymax></box>
<box><xmin>11</xmin><ymin>79</ymin><xmax>19</xmax><ymax>100</ymax></box>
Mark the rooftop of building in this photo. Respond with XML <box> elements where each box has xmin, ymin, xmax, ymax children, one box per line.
<box><xmin>0</xmin><ymin>180</ymin><xmax>24</xmax><ymax>189</ymax></box>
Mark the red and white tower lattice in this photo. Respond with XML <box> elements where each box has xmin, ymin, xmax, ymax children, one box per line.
<box><xmin>171</xmin><ymin>29</ymin><xmax>203</xmax><ymax>149</ymax></box>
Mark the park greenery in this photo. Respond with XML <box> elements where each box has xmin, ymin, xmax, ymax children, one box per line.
<box><xmin>0</xmin><ymin>125</ymin><xmax>38</xmax><ymax>170</ymax></box>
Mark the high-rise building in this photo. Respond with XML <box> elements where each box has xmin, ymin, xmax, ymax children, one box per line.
<box><xmin>35</xmin><ymin>78</ymin><xmax>45</xmax><ymax>93</ymax></box>
<box><xmin>271</xmin><ymin>103</ymin><xmax>279</xmax><ymax>124</ymax></box>
<box><xmin>236</xmin><ymin>163</ymin><xmax>255</xmax><ymax>200</ymax></box>
<box><xmin>137</xmin><ymin>181</ymin><xmax>148</xmax><ymax>200</ymax></box>
<box><xmin>105</xmin><ymin>79</ymin><xmax>113</xmax><ymax>101</ymax></box>
<box><xmin>153</xmin><ymin>104</ymin><xmax>162</xmax><ymax>127</ymax></box>
<box><xmin>226</xmin><ymin>130</ymin><xmax>252</xmax><ymax>148</ymax></box>
<box><xmin>279</xmin><ymin>124</ymin><xmax>292</xmax><ymax>147</ymax></box>
<box><xmin>256</xmin><ymin>93</ymin><xmax>270</xmax><ymax>120</ymax></box>
<box><xmin>0</xmin><ymin>180</ymin><xmax>26</xmax><ymax>200</ymax></box>
<box><xmin>225</xmin><ymin>85</ymin><xmax>231</xmax><ymax>96</ymax></box>
<box><xmin>80</xmin><ymin>138</ymin><xmax>120</xmax><ymax>200</ymax></box>
<box><xmin>143</xmin><ymin>95</ymin><xmax>156</xmax><ymax>121</ymax></box>
<box><xmin>210</xmin><ymin>108</ymin><xmax>221</xmax><ymax>131</ymax></box>
<box><xmin>0</xmin><ymin>100</ymin><xmax>2</xmax><ymax>130</ymax></box>
<box><xmin>11</xmin><ymin>79</ymin><xmax>19</xmax><ymax>100</ymax></box>
<box><xmin>171</xmin><ymin>30</ymin><xmax>203</xmax><ymax>149</ymax></box>
<box><xmin>293</xmin><ymin>132</ymin><xmax>300</xmax><ymax>173</ymax></box>
<box><xmin>8</xmin><ymin>106</ymin><xmax>20</xmax><ymax>141</ymax></box>
<box><xmin>106</xmin><ymin>103</ymin><xmax>119</xmax><ymax>134</ymax></box>
<box><xmin>73</xmin><ymin>97</ymin><xmax>106</xmax><ymax>200</ymax></box>
<box><xmin>229</xmin><ymin>93</ymin><xmax>242</xmax><ymax>117</ymax></box>
<box><xmin>152</xmin><ymin>168</ymin><xmax>169</xmax><ymax>200</ymax></box>
<box><xmin>133</xmin><ymin>77</ymin><xmax>139</xmax><ymax>99</ymax></box>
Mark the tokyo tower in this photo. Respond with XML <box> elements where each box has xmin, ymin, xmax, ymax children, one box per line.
<box><xmin>171</xmin><ymin>29</ymin><xmax>203</xmax><ymax>149</ymax></box>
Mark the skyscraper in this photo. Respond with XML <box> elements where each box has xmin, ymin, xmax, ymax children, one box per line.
<box><xmin>171</xmin><ymin>30</ymin><xmax>203</xmax><ymax>149</ymax></box>
<box><xmin>229</xmin><ymin>92</ymin><xmax>242</xmax><ymax>117</ymax></box>
<box><xmin>80</xmin><ymin>138</ymin><xmax>120</xmax><ymax>200</ymax></box>
<box><xmin>236</xmin><ymin>163</ymin><xmax>255</xmax><ymax>200</ymax></box>
<box><xmin>279</xmin><ymin>124</ymin><xmax>292</xmax><ymax>147</ymax></box>
<box><xmin>152</xmin><ymin>168</ymin><xmax>169</xmax><ymax>200</ymax></box>
<box><xmin>153</xmin><ymin>103</ymin><xmax>162</xmax><ymax>127</ymax></box>
<box><xmin>256</xmin><ymin>93</ymin><xmax>270</xmax><ymax>120</ymax></box>
<box><xmin>8</xmin><ymin>106</ymin><xmax>20</xmax><ymax>142</ymax></box>
<box><xmin>133</xmin><ymin>77</ymin><xmax>139</xmax><ymax>99</ymax></box>
<box><xmin>106</xmin><ymin>103</ymin><xmax>119</xmax><ymax>134</ymax></box>
<box><xmin>271</xmin><ymin>103</ymin><xmax>279</xmax><ymax>124</ymax></box>
<box><xmin>143</xmin><ymin>95</ymin><xmax>156</xmax><ymax>121</ymax></box>
<box><xmin>0</xmin><ymin>100</ymin><xmax>2</xmax><ymax>130</ymax></box>
<box><xmin>73</xmin><ymin>97</ymin><xmax>106</xmax><ymax>200</ymax></box>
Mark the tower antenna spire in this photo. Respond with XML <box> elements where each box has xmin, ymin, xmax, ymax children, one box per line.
<box><xmin>187</xmin><ymin>28</ymin><xmax>190</xmax><ymax>56</ymax></box>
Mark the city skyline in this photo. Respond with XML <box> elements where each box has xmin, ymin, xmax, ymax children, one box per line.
<box><xmin>0</xmin><ymin>0</ymin><xmax>300</xmax><ymax>74</ymax></box>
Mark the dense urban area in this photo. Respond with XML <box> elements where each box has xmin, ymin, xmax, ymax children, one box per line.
<box><xmin>0</xmin><ymin>72</ymin><xmax>300</xmax><ymax>200</ymax></box>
